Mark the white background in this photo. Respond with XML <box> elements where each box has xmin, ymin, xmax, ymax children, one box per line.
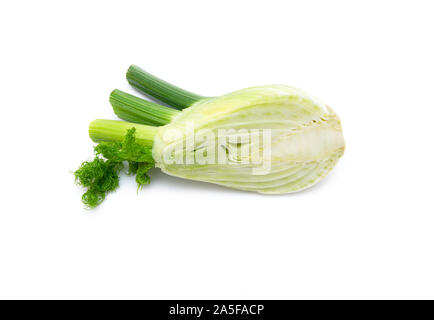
<box><xmin>0</xmin><ymin>0</ymin><xmax>433</xmax><ymax>299</ymax></box>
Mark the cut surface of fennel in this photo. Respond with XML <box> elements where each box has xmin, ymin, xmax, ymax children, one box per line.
<box><xmin>151</xmin><ymin>85</ymin><xmax>345</xmax><ymax>193</ymax></box>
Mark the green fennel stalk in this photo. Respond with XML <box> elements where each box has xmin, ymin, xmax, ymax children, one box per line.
<box><xmin>126</xmin><ymin>65</ymin><xmax>208</xmax><ymax>109</ymax></box>
<box><xmin>110</xmin><ymin>89</ymin><xmax>179</xmax><ymax>126</ymax></box>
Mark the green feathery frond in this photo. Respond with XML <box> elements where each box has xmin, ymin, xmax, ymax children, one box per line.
<box><xmin>75</xmin><ymin>128</ymin><xmax>154</xmax><ymax>208</ymax></box>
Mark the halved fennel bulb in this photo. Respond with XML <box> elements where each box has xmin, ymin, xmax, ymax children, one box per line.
<box><xmin>152</xmin><ymin>85</ymin><xmax>345</xmax><ymax>193</ymax></box>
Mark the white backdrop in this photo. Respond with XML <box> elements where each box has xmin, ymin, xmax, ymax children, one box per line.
<box><xmin>1</xmin><ymin>0</ymin><xmax>433</xmax><ymax>299</ymax></box>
